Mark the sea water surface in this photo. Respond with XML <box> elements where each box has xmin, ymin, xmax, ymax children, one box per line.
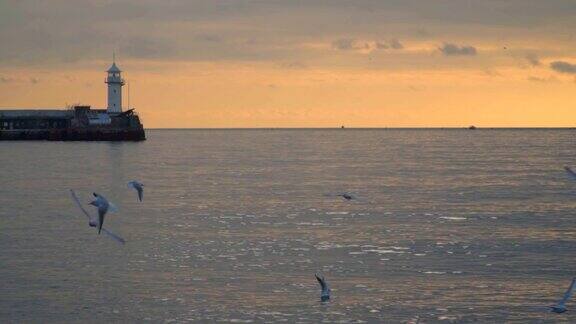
<box><xmin>1</xmin><ymin>129</ymin><xmax>576</xmax><ymax>323</ymax></box>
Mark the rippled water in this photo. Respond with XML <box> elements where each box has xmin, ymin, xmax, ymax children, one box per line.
<box><xmin>1</xmin><ymin>129</ymin><xmax>576</xmax><ymax>322</ymax></box>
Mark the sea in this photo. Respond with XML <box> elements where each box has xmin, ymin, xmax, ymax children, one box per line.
<box><xmin>1</xmin><ymin>129</ymin><xmax>575</xmax><ymax>323</ymax></box>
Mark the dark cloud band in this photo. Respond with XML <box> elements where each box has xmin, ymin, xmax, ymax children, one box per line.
<box><xmin>439</xmin><ymin>43</ymin><xmax>477</xmax><ymax>56</ymax></box>
<box><xmin>550</xmin><ymin>61</ymin><xmax>576</xmax><ymax>74</ymax></box>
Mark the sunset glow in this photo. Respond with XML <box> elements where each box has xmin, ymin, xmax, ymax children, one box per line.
<box><xmin>1</xmin><ymin>1</ymin><xmax>576</xmax><ymax>127</ymax></box>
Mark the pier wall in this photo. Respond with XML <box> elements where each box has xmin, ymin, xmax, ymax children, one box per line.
<box><xmin>0</xmin><ymin>128</ymin><xmax>145</xmax><ymax>141</ymax></box>
<box><xmin>0</xmin><ymin>107</ymin><xmax>146</xmax><ymax>141</ymax></box>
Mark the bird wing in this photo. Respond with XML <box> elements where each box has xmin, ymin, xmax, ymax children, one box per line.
<box><xmin>70</xmin><ymin>189</ymin><xmax>94</xmax><ymax>221</ymax></box>
<box><xmin>565</xmin><ymin>167</ymin><xmax>576</xmax><ymax>181</ymax></box>
<box><xmin>137</xmin><ymin>187</ymin><xmax>143</xmax><ymax>202</ymax></box>
<box><xmin>60</xmin><ymin>213</ymin><xmax>126</xmax><ymax>245</ymax></box>
<box><xmin>315</xmin><ymin>273</ymin><xmax>327</xmax><ymax>290</ymax></box>
<box><xmin>106</xmin><ymin>200</ymin><xmax>118</xmax><ymax>213</ymax></box>
<box><xmin>98</xmin><ymin>207</ymin><xmax>106</xmax><ymax>234</ymax></box>
<box><xmin>559</xmin><ymin>278</ymin><xmax>576</xmax><ymax>305</ymax></box>
<box><xmin>100</xmin><ymin>228</ymin><xmax>126</xmax><ymax>244</ymax></box>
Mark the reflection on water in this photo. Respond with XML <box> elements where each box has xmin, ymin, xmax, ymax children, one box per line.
<box><xmin>1</xmin><ymin>129</ymin><xmax>575</xmax><ymax>322</ymax></box>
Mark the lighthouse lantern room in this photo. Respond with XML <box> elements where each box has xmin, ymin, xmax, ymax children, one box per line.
<box><xmin>105</xmin><ymin>59</ymin><xmax>125</xmax><ymax>114</ymax></box>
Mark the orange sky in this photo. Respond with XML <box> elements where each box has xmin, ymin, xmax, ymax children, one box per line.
<box><xmin>1</xmin><ymin>1</ymin><xmax>576</xmax><ymax>127</ymax></box>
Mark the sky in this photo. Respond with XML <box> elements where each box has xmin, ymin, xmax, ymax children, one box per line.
<box><xmin>1</xmin><ymin>0</ymin><xmax>576</xmax><ymax>128</ymax></box>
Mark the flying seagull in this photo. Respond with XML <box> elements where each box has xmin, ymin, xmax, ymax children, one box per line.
<box><xmin>564</xmin><ymin>166</ymin><xmax>576</xmax><ymax>181</ymax></box>
<box><xmin>70</xmin><ymin>190</ymin><xmax>125</xmax><ymax>244</ymax></box>
<box><xmin>128</xmin><ymin>180</ymin><xmax>144</xmax><ymax>202</ymax></box>
<box><xmin>89</xmin><ymin>192</ymin><xmax>117</xmax><ymax>235</ymax></box>
<box><xmin>551</xmin><ymin>278</ymin><xmax>576</xmax><ymax>313</ymax></box>
<box><xmin>315</xmin><ymin>272</ymin><xmax>331</xmax><ymax>302</ymax></box>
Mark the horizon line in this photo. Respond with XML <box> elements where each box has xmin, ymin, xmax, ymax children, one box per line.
<box><xmin>145</xmin><ymin>126</ymin><xmax>576</xmax><ymax>130</ymax></box>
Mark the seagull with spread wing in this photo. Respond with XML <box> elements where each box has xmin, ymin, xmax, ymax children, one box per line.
<box><xmin>70</xmin><ymin>190</ymin><xmax>125</xmax><ymax>244</ymax></box>
<box><xmin>551</xmin><ymin>278</ymin><xmax>576</xmax><ymax>313</ymax></box>
<box><xmin>89</xmin><ymin>192</ymin><xmax>117</xmax><ymax>234</ymax></box>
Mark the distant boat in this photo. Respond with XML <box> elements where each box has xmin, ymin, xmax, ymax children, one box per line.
<box><xmin>468</xmin><ymin>125</ymin><xmax>477</xmax><ymax>130</ymax></box>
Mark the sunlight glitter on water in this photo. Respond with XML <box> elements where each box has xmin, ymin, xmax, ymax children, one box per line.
<box><xmin>1</xmin><ymin>129</ymin><xmax>576</xmax><ymax>322</ymax></box>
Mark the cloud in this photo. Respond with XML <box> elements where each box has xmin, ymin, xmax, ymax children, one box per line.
<box><xmin>376</xmin><ymin>39</ymin><xmax>403</xmax><ymax>50</ymax></box>
<box><xmin>389</xmin><ymin>39</ymin><xmax>404</xmax><ymax>50</ymax></box>
<box><xmin>527</xmin><ymin>76</ymin><xmax>545</xmax><ymax>82</ymax></box>
<box><xmin>278</xmin><ymin>61</ymin><xmax>308</xmax><ymax>69</ymax></box>
<box><xmin>483</xmin><ymin>69</ymin><xmax>502</xmax><ymax>77</ymax></box>
<box><xmin>550</xmin><ymin>61</ymin><xmax>576</xmax><ymax>74</ymax></box>
<box><xmin>415</xmin><ymin>28</ymin><xmax>432</xmax><ymax>38</ymax></box>
<box><xmin>527</xmin><ymin>76</ymin><xmax>558</xmax><ymax>83</ymax></box>
<box><xmin>408</xmin><ymin>85</ymin><xmax>425</xmax><ymax>91</ymax></box>
<box><xmin>332</xmin><ymin>38</ymin><xmax>368</xmax><ymax>51</ymax></box>
<box><xmin>120</xmin><ymin>38</ymin><xmax>175</xmax><ymax>59</ymax></box>
<box><xmin>525</xmin><ymin>54</ymin><xmax>541</xmax><ymax>67</ymax></box>
<box><xmin>439</xmin><ymin>43</ymin><xmax>477</xmax><ymax>56</ymax></box>
<box><xmin>375</xmin><ymin>42</ymin><xmax>388</xmax><ymax>50</ymax></box>
<box><xmin>1</xmin><ymin>1</ymin><xmax>575</xmax><ymax>68</ymax></box>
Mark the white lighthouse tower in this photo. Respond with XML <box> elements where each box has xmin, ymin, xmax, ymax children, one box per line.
<box><xmin>105</xmin><ymin>58</ymin><xmax>125</xmax><ymax>114</ymax></box>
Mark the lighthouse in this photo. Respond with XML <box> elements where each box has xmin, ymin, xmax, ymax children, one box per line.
<box><xmin>105</xmin><ymin>59</ymin><xmax>125</xmax><ymax>113</ymax></box>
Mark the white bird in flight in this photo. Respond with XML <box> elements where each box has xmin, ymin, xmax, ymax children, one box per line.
<box><xmin>564</xmin><ymin>166</ymin><xmax>576</xmax><ymax>181</ymax></box>
<box><xmin>70</xmin><ymin>190</ymin><xmax>125</xmax><ymax>244</ymax></box>
<box><xmin>551</xmin><ymin>278</ymin><xmax>576</xmax><ymax>313</ymax></box>
<box><xmin>315</xmin><ymin>272</ymin><xmax>331</xmax><ymax>302</ymax></box>
<box><xmin>89</xmin><ymin>192</ymin><xmax>117</xmax><ymax>234</ymax></box>
<box><xmin>128</xmin><ymin>180</ymin><xmax>144</xmax><ymax>202</ymax></box>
